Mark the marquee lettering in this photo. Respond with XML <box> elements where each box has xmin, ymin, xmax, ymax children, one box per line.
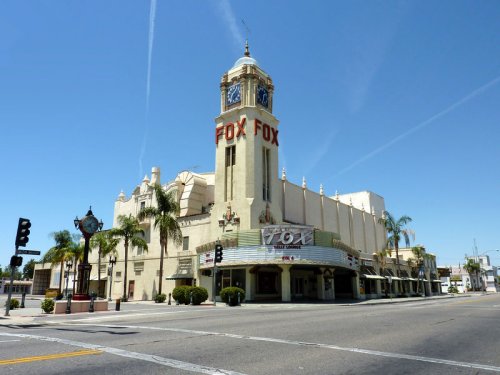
<box><xmin>215</xmin><ymin>117</ymin><xmax>278</xmax><ymax>146</ymax></box>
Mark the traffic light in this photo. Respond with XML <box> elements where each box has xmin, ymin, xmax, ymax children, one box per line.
<box><xmin>10</xmin><ymin>255</ymin><xmax>23</xmax><ymax>268</ymax></box>
<box><xmin>15</xmin><ymin>218</ymin><xmax>31</xmax><ymax>247</ymax></box>
<box><xmin>215</xmin><ymin>244</ymin><xmax>223</xmax><ymax>263</ymax></box>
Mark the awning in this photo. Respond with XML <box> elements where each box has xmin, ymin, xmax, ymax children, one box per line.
<box><xmin>165</xmin><ymin>274</ymin><xmax>193</xmax><ymax>280</ymax></box>
<box><xmin>166</xmin><ymin>258</ymin><xmax>193</xmax><ymax>280</ymax></box>
<box><xmin>432</xmin><ymin>279</ymin><xmax>443</xmax><ymax>283</ymax></box>
<box><xmin>362</xmin><ymin>274</ymin><xmax>385</xmax><ymax>280</ymax></box>
<box><xmin>386</xmin><ymin>276</ymin><xmax>403</xmax><ymax>281</ymax></box>
<box><xmin>90</xmin><ymin>275</ymin><xmax>107</xmax><ymax>281</ymax></box>
<box><xmin>360</xmin><ymin>266</ymin><xmax>385</xmax><ymax>280</ymax></box>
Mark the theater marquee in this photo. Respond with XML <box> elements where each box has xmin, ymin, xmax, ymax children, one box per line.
<box><xmin>262</xmin><ymin>225</ymin><xmax>313</xmax><ymax>249</ymax></box>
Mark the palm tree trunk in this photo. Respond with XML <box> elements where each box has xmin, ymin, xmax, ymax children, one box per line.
<box><xmin>72</xmin><ymin>257</ymin><xmax>78</xmax><ymax>294</ymax></box>
<box><xmin>98</xmin><ymin>247</ymin><xmax>102</xmax><ymax>298</ymax></box>
<box><xmin>123</xmin><ymin>239</ymin><xmax>128</xmax><ymax>301</ymax></box>
<box><xmin>158</xmin><ymin>240</ymin><xmax>165</xmax><ymax>295</ymax></box>
<box><xmin>58</xmin><ymin>261</ymin><xmax>64</xmax><ymax>294</ymax></box>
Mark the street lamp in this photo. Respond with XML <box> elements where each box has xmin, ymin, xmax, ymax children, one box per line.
<box><xmin>73</xmin><ymin>207</ymin><xmax>103</xmax><ymax>300</ymax></box>
<box><xmin>65</xmin><ymin>260</ymin><xmax>73</xmax><ymax>297</ymax></box>
<box><xmin>108</xmin><ymin>256</ymin><xmax>116</xmax><ymax>301</ymax></box>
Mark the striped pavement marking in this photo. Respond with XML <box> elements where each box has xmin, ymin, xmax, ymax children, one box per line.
<box><xmin>0</xmin><ymin>332</ymin><xmax>247</xmax><ymax>375</ymax></box>
<box><xmin>63</xmin><ymin>322</ymin><xmax>500</xmax><ymax>373</ymax></box>
<box><xmin>0</xmin><ymin>349</ymin><xmax>101</xmax><ymax>365</ymax></box>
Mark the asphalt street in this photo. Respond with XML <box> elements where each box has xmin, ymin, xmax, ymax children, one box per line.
<box><xmin>0</xmin><ymin>294</ymin><xmax>499</xmax><ymax>374</ymax></box>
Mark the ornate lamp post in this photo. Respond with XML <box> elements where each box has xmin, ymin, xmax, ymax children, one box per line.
<box><xmin>73</xmin><ymin>207</ymin><xmax>103</xmax><ymax>300</ymax></box>
<box><xmin>65</xmin><ymin>260</ymin><xmax>73</xmax><ymax>297</ymax></box>
<box><xmin>108</xmin><ymin>256</ymin><xmax>116</xmax><ymax>301</ymax></box>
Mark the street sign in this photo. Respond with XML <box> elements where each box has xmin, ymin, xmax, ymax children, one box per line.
<box><xmin>16</xmin><ymin>249</ymin><xmax>40</xmax><ymax>255</ymax></box>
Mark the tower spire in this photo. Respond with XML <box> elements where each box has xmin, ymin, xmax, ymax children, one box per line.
<box><xmin>244</xmin><ymin>40</ymin><xmax>250</xmax><ymax>57</ymax></box>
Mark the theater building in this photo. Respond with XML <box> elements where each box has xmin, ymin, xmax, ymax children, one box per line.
<box><xmin>36</xmin><ymin>45</ymin><xmax>437</xmax><ymax>301</ymax></box>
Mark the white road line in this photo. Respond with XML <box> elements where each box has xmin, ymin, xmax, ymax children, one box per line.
<box><xmin>0</xmin><ymin>332</ymin><xmax>246</xmax><ymax>375</ymax></box>
<box><xmin>0</xmin><ymin>340</ymin><xmax>21</xmax><ymax>343</ymax></box>
<box><xmin>56</xmin><ymin>310</ymin><xmax>190</xmax><ymax>322</ymax></box>
<box><xmin>63</xmin><ymin>323</ymin><xmax>500</xmax><ymax>373</ymax></box>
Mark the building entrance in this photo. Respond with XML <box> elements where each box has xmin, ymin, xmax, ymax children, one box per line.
<box><xmin>334</xmin><ymin>269</ymin><xmax>356</xmax><ymax>299</ymax></box>
<box><xmin>290</xmin><ymin>266</ymin><xmax>320</xmax><ymax>301</ymax></box>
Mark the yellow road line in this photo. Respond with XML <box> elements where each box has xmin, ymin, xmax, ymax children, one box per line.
<box><xmin>0</xmin><ymin>349</ymin><xmax>102</xmax><ymax>365</ymax></box>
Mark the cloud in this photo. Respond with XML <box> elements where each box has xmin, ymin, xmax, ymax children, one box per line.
<box><xmin>139</xmin><ymin>0</ymin><xmax>157</xmax><ymax>179</ymax></box>
<box><xmin>302</xmin><ymin>129</ymin><xmax>340</xmax><ymax>178</ymax></box>
<box><xmin>334</xmin><ymin>74</ymin><xmax>500</xmax><ymax>177</ymax></box>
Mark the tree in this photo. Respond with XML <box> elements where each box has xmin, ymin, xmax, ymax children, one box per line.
<box><xmin>90</xmin><ymin>231</ymin><xmax>119</xmax><ymax>297</ymax></box>
<box><xmin>375</xmin><ymin>249</ymin><xmax>391</xmax><ymax>296</ymax></box>
<box><xmin>41</xmin><ymin>230</ymin><xmax>75</xmax><ymax>294</ymax></box>
<box><xmin>67</xmin><ymin>238</ymin><xmax>85</xmax><ymax>294</ymax></box>
<box><xmin>110</xmin><ymin>214</ymin><xmax>148</xmax><ymax>301</ymax></box>
<box><xmin>463</xmin><ymin>258</ymin><xmax>481</xmax><ymax>291</ymax></box>
<box><xmin>378</xmin><ymin>211</ymin><xmax>413</xmax><ymax>277</ymax></box>
<box><xmin>22</xmin><ymin>259</ymin><xmax>36</xmax><ymax>279</ymax></box>
<box><xmin>138</xmin><ymin>184</ymin><xmax>182</xmax><ymax>296</ymax></box>
<box><xmin>3</xmin><ymin>265</ymin><xmax>22</xmax><ymax>280</ymax></box>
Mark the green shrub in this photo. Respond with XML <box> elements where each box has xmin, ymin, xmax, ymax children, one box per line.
<box><xmin>220</xmin><ymin>287</ymin><xmax>245</xmax><ymax>305</ymax></box>
<box><xmin>154</xmin><ymin>293</ymin><xmax>167</xmax><ymax>303</ymax></box>
<box><xmin>172</xmin><ymin>286</ymin><xmax>191</xmax><ymax>304</ymax></box>
<box><xmin>448</xmin><ymin>285</ymin><xmax>459</xmax><ymax>294</ymax></box>
<box><xmin>5</xmin><ymin>298</ymin><xmax>20</xmax><ymax>309</ymax></box>
<box><xmin>41</xmin><ymin>298</ymin><xmax>55</xmax><ymax>313</ymax></box>
<box><xmin>188</xmin><ymin>287</ymin><xmax>208</xmax><ymax>305</ymax></box>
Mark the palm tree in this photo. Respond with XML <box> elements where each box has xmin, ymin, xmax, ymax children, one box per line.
<box><xmin>463</xmin><ymin>258</ymin><xmax>480</xmax><ymax>291</ymax></box>
<box><xmin>378</xmin><ymin>211</ymin><xmax>413</xmax><ymax>277</ymax></box>
<box><xmin>411</xmin><ymin>245</ymin><xmax>426</xmax><ymax>294</ymax></box>
<box><xmin>90</xmin><ymin>231</ymin><xmax>119</xmax><ymax>297</ymax></box>
<box><xmin>67</xmin><ymin>238</ymin><xmax>85</xmax><ymax>294</ymax></box>
<box><xmin>110</xmin><ymin>214</ymin><xmax>148</xmax><ymax>301</ymax></box>
<box><xmin>41</xmin><ymin>230</ymin><xmax>74</xmax><ymax>294</ymax></box>
<box><xmin>138</xmin><ymin>184</ymin><xmax>182</xmax><ymax>295</ymax></box>
<box><xmin>375</xmin><ymin>249</ymin><xmax>390</xmax><ymax>296</ymax></box>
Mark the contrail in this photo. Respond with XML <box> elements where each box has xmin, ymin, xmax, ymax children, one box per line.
<box><xmin>334</xmin><ymin>74</ymin><xmax>500</xmax><ymax>177</ymax></box>
<box><xmin>146</xmin><ymin>0</ymin><xmax>157</xmax><ymax>115</ymax></box>
<box><xmin>217</xmin><ymin>0</ymin><xmax>245</xmax><ymax>50</ymax></box>
<box><xmin>139</xmin><ymin>0</ymin><xmax>157</xmax><ymax>178</ymax></box>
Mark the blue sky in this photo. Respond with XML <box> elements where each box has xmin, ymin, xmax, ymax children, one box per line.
<box><xmin>1</xmin><ymin>1</ymin><xmax>499</xmax><ymax>269</ymax></box>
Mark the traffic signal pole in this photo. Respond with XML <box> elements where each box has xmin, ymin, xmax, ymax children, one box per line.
<box><xmin>5</xmin><ymin>255</ymin><xmax>15</xmax><ymax>316</ymax></box>
<box><xmin>212</xmin><ymin>240</ymin><xmax>224</xmax><ymax>305</ymax></box>
<box><xmin>6</xmin><ymin>218</ymin><xmax>31</xmax><ymax>316</ymax></box>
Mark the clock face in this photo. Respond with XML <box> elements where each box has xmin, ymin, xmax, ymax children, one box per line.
<box><xmin>82</xmin><ymin>216</ymin><xmax>99</xmax><ymax>234</ymax></box>
<box><xmin>226</xmin><ymin>83</ymin><xmax>241</xmax><ymax>106</ymax></box>
<box><xmin>257</xmin><ymin>85</ymin><xmax>269</xmax><ymax>107</ymax></box>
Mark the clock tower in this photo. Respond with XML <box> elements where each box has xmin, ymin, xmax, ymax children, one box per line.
<box><xmin>212</xmin><ymin>43</ymin><xmax>281</xmax><ymax>234</ymax></box>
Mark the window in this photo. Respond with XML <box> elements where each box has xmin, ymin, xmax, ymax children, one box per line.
<box><xmin>140</xmin><ymin>201</ymin><xmax>146</xmax><ymax>211</ymax></box>
<box><xmin>183</xmin><ymin>236</ymin><xmax>189</xmax><ymax>251</ymax></box>
<box><xmin>262</xmin><ymin>147</ymin><xmax>271</xmax><ymax>201</ymax></box>
<box><xmin>225</xmin><ymin>146</ymin><xmax>236</xmax><ymax>201</ymax></box>
<box><xmin>116</xmin><ymin>272</ymin><xmax>122</xmax><ymax>278</ymax></box>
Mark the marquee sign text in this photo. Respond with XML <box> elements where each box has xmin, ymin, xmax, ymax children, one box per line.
<box><xmin>215</xmin><ymin>117</ymin><xmax>278</xmax><ymax>146</ymax></box>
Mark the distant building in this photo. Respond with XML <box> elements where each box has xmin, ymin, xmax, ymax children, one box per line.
<box><xmin>0</xmin><ymin>278</ymin><xmax>32</xmax><ymax>295</ymax></box>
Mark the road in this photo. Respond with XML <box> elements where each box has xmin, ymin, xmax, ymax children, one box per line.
<box><xmin>0</xmin><ymin>294</ymin><xmax>499</xmax><ymax>374</ymax></box>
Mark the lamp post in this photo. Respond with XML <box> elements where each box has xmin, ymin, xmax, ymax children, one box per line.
<box><xmin>108</xmin><ymin>256</ymin><xmax>116</xmax><ymax>301</ymax></box>
<box><xmin>73</xmin><ymin>207</ymin><xmax>103</xmax><ymax>300</ymax></box>
<box><xmin>65</xmin><ymin>260</ymin><xmax>73</xmax><ymax>297</ymax></box>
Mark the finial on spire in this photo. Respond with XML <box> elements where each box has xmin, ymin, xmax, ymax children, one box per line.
<box><xmin>244</xmin><ymin>40</ymin><xmax>250</xmax><ymax>57</ymax></box>
<box><xmin>302</xmin><ymin>177</ymin><xmax>307</xmax><ymax>189</ymax></box>
<box><xmin>320</xmin><ymin>184</ymin><xmax>324</xmax><ymax>196</ymax></box>
<box><xmin>281</xmin><ymin>167</ymin><xmax>286</xmax><ymax>181</ymax></box>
